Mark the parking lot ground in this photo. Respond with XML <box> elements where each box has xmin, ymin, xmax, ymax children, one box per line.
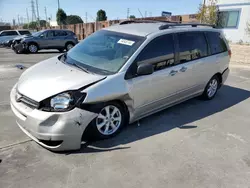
<box><xmin>1</xmin><ymin>47</ymin><xmax>250</xmax><ymax>188</ymax></box>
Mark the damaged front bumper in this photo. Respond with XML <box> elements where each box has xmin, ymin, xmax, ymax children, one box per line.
<box><xmin>10</xmin><ymin>85</ymin><xmax>97</xmax><ymax>151</ymax></box>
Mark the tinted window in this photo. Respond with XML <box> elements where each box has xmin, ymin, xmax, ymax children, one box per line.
<box><xmin>178</xmin><ymin>32</ymin><xmax>208</xmax><ymax>64</ymax></box>
<box><xmin>206</xmin><ymin>32</ymin><xmax>227</xmax><ymax>55</ymax></box>
<box><xmin>18</xmin><ymin>30</ymin><xmax>31</xmax><ymax>35</ymax></box>
<box><xmin>46</xmin><ymin>31</ymin><xmax>54</xmax><ymax>37</ymax></box>
<box><xmin>54</xmin><ymin>30</ymin><xmax>67</xmax><ymax>36</ymax></box>
<box><xmin>0</xmin><ymin>31</ymin><xmax>18</xmax><ymax>36</ymax></box>
<box><xmin>137</xmin><ymin>35</ymin><xmax>175</xmax><ymax>70</ymax></box>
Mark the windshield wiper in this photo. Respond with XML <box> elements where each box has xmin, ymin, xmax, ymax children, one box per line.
<box><xmin>70</xmin><ymin>62</ymin><xmax>91</xmax><ymax>74</ymax></box>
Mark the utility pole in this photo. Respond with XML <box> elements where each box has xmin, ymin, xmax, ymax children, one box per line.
<box><xmin>35</xmin><ymin>0</ymin><xmax>40</xmax><ymax>27</ymax></box>
<box><xmin>138</xmin><ymin>9</ymin><xmax>144</xmax><ymax>18</ymax></box>
<box><xmin>201</xmin><ymin>0</ymin><xmax>206</xmax><ymax>23</ymax></box>
<box><xmin>26</xmin><ymin>8</ymin><xmax>30</xmax><ymax>23</ymax></box>
<box><xmin>17</xmin><ymin>15</ymin><xmax>20</xmax><ymax>26</ymax></box>
<box><xmin>57</xmin><ymin>0</ymin><xmax>60</xmax><ymax>10</ymax></box>
<box><xmin>44</xmin><ymin>6</ymin><xmax>48</xmax><ymax>25</ymax></box>
<box><xmin>85</xmin><ymin>12</ymin><xmax>88</xmax><ymax>23</ymax></box>
<box><xmin>127</xmin><ymin>8</ymin><xmax>130</xmax><ymax>19</ymax></box>
<box><xmin>31</xmin><ymin>0</ymin><xmax>36</xmax><ymax>22</ymax></box>
<box><xmin>144</xmin><ymin>11</ymin><xmax>147</xmax><ymax>18</ymax></box>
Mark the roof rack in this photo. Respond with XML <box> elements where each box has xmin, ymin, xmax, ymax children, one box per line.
<box><xmin>159</xmin><ymin>23</ymin><xmax>215</xmax><ymax>30</ymax></box>
<box><xmin>119</xmin><ymin>20</ymin><xmax>159</xmax><ymax>25</ymax></box>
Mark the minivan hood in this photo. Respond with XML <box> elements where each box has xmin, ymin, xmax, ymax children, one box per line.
<box><xmin>17</xmin><ymin>56</ymin><xmax>106</xmax><ymax>102</ymax></box>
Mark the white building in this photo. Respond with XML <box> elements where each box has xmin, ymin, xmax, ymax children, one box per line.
<box><xmin>217</xmin><ymin>0</ymin><xmax>250</xmax><ymax>43</ymax></box>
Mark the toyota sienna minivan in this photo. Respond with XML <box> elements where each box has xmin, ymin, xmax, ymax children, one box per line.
<box><xmin>10</xmin><ymin>21</ymin><xmax>230</xmax><ymax>151</ymax></box>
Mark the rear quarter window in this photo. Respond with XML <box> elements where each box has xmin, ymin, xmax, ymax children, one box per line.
<box><xmin>206</xmin><ymin>32</ymin><xmax>228</xmax><ymax>55</ymax></box>
<box><xmin>0</xmin><ymin>31</ymin><xmax>18</xmax><ymax>36</ymax></box>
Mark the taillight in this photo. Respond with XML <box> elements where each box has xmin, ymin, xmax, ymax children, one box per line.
<box><xmin>228</xmin><ymin>50</ymin><xmax>232</xmax><ymax>58</ymax></box>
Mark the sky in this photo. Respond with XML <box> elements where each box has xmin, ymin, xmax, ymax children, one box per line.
<box><xmin>0</xmin><ymin>0</ymin><xmax>202</xmax><ymax>24</ymax></box>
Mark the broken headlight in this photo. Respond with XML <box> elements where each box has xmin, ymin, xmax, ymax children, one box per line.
<box><xmin>39</xmin><ymin>91</ymin><xmax>86</xmax><ymax>112</ymax></box>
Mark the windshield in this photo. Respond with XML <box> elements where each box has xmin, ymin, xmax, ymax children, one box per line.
<box><xmin>32</xmin><ymin>31</ymin><xmax>44</xmax><ymax>37</ymax></box>
<box><xmin>66</xmin><ymin>30</ymin><xmax>145</xmax><ymax>74</ymax></box>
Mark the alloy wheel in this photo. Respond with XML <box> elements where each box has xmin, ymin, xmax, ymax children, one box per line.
<box><xmin>96</xmin><ymin>105</ymin><xmax>122</xmax><ymax>136</ymax></box>
<box><xmin>207</xmin><ymin>79</ymin><xmax>218</xmax><ymax>98</ymax></box>
<box><xmin>29</xmin><ymin>44</ymin><xmax>37</xmax><ymax>53</ymax></box>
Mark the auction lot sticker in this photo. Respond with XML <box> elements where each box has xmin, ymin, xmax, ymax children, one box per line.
<box><xmin>118</xmin><ymin>39</ymin><xmax>135</xmax><ymax>46</ymax></box>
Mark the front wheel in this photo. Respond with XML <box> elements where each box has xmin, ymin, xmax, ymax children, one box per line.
<box><xmin>28</xmin><ymin>43</ymin><xmax>38</xmax><ymax>53</ymax></box>
<box><xmin>82</xmin><ymin>102</ymin><xmax>126</xmax><ymax>141</ymax></box>
<box><xmin>202</xmin><ymin>75</ymin><xmax>220</xmax><ymax>100</ymax></box>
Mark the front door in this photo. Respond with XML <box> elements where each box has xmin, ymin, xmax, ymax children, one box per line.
<box><xmin>39</xmin><ymin>30</ymin><xmax>55</xmax><ymax>49</ymax></box>
<box><xmin>126</xmin><ymin>34</ymin><xmax>185</xmax><ymax>120</ymax></box>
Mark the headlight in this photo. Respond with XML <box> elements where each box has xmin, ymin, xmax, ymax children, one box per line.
<box><xmin>50</xmin><ymin>93</ymin><xmax>73</xmax><ymax>110</ymax></box>
<box><xmin>39</xmin><ymin>91</ymin><xmax>86</xmax><ymax>112</ymax></box>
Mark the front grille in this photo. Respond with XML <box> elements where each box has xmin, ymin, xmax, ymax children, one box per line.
<box><xmin>16</xmin><ymin>91</ymin><xmax>39</xmax><ymax>109</ymax></box>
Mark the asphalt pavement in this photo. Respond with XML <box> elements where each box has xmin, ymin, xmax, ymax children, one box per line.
<box><xmin>1</xmin><ymin>48</ymin><xmax>250</xmax><ymax>188</ymax></box>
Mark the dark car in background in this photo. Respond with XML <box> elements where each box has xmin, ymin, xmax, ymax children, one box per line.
<box><xmin>13</xmin><ymin>29</ymin><xmax>78</xmax><ymax>53</ymax></box>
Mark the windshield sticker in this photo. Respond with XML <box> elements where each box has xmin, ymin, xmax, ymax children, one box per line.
<box><xmin>118</xmin><ymin>39</ymin><xmax>135</xmax><ymax>46</ymax></box>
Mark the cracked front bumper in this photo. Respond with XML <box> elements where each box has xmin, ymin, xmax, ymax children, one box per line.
<box><xmin>10</xmin><ymin>85</ymin><xmax>97</xmax><ymax>151</ymax></box>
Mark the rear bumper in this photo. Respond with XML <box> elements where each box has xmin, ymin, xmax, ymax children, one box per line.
<box><xmin>10</xmin><ymin>85</ymin><xmax>97</xmax><ymax>151</ymax></box>
<box><xmin>222</xmin><ymin>68</ymin><xmax>229</xmax><ymax>84</ymax></box>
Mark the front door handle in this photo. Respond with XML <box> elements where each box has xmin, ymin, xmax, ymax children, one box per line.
<box><xmin>169</xmin><ymin>70</ymin><xmax>178</xmax><ymax>76</ymax></box>
<box><xmin>179</xmin><ymin>66</ymin><xmax>187</xmax><ymax>72</ymax></box>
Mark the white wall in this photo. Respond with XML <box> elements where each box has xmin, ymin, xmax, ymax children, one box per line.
<box><xmin>217</xmin><ymin>0</ymin><xmax>250</xmax><ymax>43</ymax></box>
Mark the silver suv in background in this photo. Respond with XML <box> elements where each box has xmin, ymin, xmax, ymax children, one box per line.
<box><xmin>13</xmin><ymin>29</ymin><xmax>78</xmax><ymax>53</ymax></box>
<box><xmin>0</xmin><ymin>30</ymin><xmax>31</xmax><ymax>45</ymax></box>
<box><xmin>10</xmin><ymin>21</ymin><xmax>230</xmax><ymax>151</ymax></box>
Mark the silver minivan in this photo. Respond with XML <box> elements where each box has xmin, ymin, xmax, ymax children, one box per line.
<box><xmin>10</xmin><ymin>21</ymin><xmax>230</xmax><ymax>151</ymax></box>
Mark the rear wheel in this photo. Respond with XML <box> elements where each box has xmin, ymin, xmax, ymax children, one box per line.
<box><xmin>82</xmin><ymin>102</ymin><xmax>126</xmax><ymax>141</ymax></box>
<box><xmin>28</xmin><ymin>43</ymin><xmax>38</xmax><ymax>53</ymax></box>
<box><xmin>65</xmin><ymin>42</ymin><xmax>74</xmax><ymax>51</ymax></box>
<box><xmin>202</xmin><ymin>75</ymin><xmax>220</xmax><ymax>100</ymax></box>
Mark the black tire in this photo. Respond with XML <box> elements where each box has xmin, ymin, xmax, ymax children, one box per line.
<box><xmin>82</xmin><ymin>102</ymin><xmax>127</xmax><ymax>141</ymax></box>
<box><xmin>65</xmin><ymin>42</ymin><xmax>74</xmax><ymax>51</ymax></box>
<box><xmin>202</xmin><ymin>75</ymin><xmax>220</xmax><ymax>100</ymax></box>
<box><xmin>58</xmin><ymin>48</ymin><xmax>64</xmax><ymax>53</ymax></box>
<box><xmin>28</xmin><ymin>43</ymin><xmax>38</xmax><ymax>53</ymax></box>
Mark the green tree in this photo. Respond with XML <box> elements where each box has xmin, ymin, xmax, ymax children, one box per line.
<box><xmin>39</xmin><ymin>20</ymin><xmax>49</xmax><ymax>27</ymax></box>
<box><xmin>28</xmin><ymin>21</ymin><xmax>38</xmax><ymax>29</ymax></box>
<box><xmin>129</xmin><ymin>15</ymin><xmax>136</xmax><ymax>19</ymax></box>
<box><xmin>56</xmin><ymin>8</ymin><xmax>67</xmax><ymax>25</ymax></box>
<box><xmin>197</xmin><ymin>0</ymin><xmax>219</xmax><ymax>25</ymax></box>
<box><xmin>66</xmin><ymin>15</ymin><xmax>83</xmax><ymax>24</ymax></box>
<box><xmin>97</xmin><ymin>9</ymin><xmax>107</xmax><ymax>21</ymax></box>
<box><xmin>23</xmin><ymin>23</ymin><xmax>29</xmax><ymax>29</ymax></box>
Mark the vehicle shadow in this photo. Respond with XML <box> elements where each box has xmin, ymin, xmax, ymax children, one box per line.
<box><xmin>67</xmin><ymin>85</ymin><xmax>250</xmax><ymax>154</ymax></box>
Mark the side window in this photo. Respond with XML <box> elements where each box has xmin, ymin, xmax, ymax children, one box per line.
<box><xmin>1</xmin><ymin>31</ymin><xmax>18</xmax><ymax>36</ymax></box>
<box><xmin>46</xmin><ymin>31</ymin><xmax>54</xmax><ymax>38</ymax></box>
<box><xmin>178</xmin><ymin>32</ymin><xmax>208</xmax><ymax>64</ymax></box>
<box><xmin>137</xmin><ymin>35</ymin><xmax>175</xmax><ymax>71</ymax></box>
<box><xmin>54</xmin><ymin>30</ymin><xmax>67</xmax><ymax>37</ymax></box>
<box><xmin>206</xmin><ymin>32</ymin><xmax>228</xmax><ymax>55</ymax></box>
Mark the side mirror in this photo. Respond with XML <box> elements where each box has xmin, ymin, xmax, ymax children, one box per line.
<box><xmin>137</xmin><ymin>63</ymin><xmax>154</xmax><ymax>76</ymax></box>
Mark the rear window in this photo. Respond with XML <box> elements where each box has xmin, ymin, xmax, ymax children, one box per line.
<box><xmin>178</xmin><ymin>32</ymin><xmax>208</xmax><ymax>64</ymax></box>
<box><xmin>18</xmin><ymin>30</ymin><xmax>31</xmax><ymax>35</ymax></box>
<box><xmin>206</xmin><ymin>32</ymin><xmax>228</xmax><ymax>55</ymax></box>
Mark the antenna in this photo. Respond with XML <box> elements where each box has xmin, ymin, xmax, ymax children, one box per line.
<box><xmin>138</xmin><ymin>8</ymin><xmax>144</xmax><ymax>18</ymax></box>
